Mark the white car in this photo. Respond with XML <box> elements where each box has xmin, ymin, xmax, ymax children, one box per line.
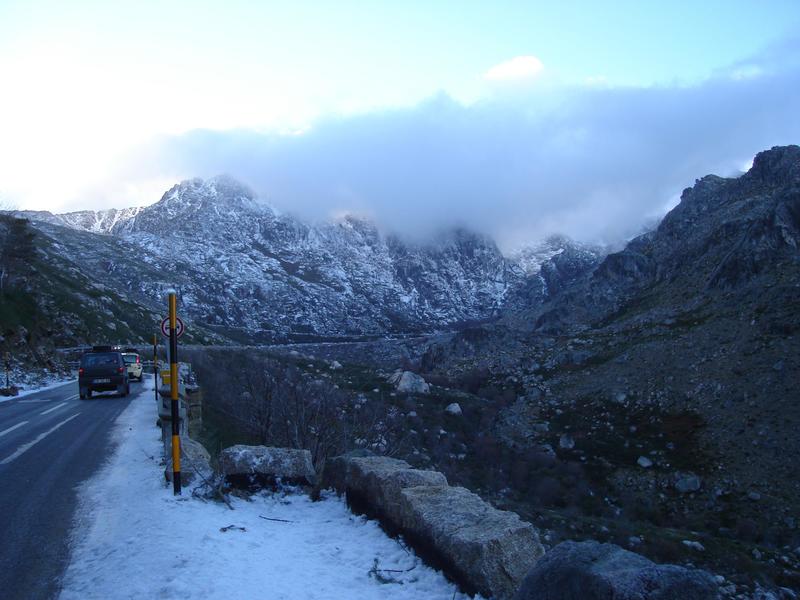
<box><xmin>121</xmin><ymin>352</ymin><xmax>143</xmax><ymax>381</ymax></box>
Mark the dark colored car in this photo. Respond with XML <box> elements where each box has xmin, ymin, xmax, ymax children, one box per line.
<box><xmin>78</xmin><ymin>349</ymin><xmax>130</xmax><ymax>399</ymax></box>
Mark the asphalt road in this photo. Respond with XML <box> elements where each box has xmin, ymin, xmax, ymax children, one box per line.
<box><xmin>0</xmin><ymin>377</ymin><xmax>145</xmax><ymax>600</ymax></box>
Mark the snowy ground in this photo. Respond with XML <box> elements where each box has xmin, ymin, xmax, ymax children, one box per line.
<box><xmin>0</xmin><ymin>375</ymin><xmax>76</xmax><ymax>402</ymax></box>
<box><xmin>59</xmin><ymin>379</ymin><xmax>474</xmax><ymax>600</ymax></box>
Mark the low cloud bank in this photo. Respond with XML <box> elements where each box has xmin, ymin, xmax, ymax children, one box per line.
<box><xmin>115</xmin><ymin>43</ymin><xmax>800</xmax><ymax>249</ymax></box>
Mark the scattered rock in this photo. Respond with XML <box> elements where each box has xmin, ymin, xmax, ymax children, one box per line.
<box><xmin>445</xmin><ymin>402</ymin><xmax>463</xmax><ymax>416</ymax></box>
<box><xmin>514</xmin><ymin>540</ymin><xmax>719</xmax><ymax>600</ymax></box>
<box><xmin>637</xmin><ymin>456</ymin><xmax>653</xmax><ymax>468</ymax></box>
<box><xmin>748</xmin><ymin>491</ymin><xmax>762</xmax><ymax>501</ymax></box>
<box><xmin>559</xmin><ymin>434</ymin><xmax>575</xmax><ymax>449</ymax></box>
<box><xmin>682</xmin><ymin>540</ymin><xmax>706</xmax><ymax>551</ymax></box>
<box><xmin>531</xmin><ymin>422</ymin><xmax>550</xmax><ymax>434</ymax></box>
<box><xmin>330</xmin><ymin>360</ymin><xmax>342</xmax><ymax>370</ymax></box>
<box><xmin>675</xmin><ymin>473</ymin><xmax>702</xmax><ymax>493</ymax></box>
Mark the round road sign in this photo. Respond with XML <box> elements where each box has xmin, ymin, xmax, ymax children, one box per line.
<box><xmin>160</xmin><ymin>316</ymin><xmax>185</xmax><ymax>338</ymax></box>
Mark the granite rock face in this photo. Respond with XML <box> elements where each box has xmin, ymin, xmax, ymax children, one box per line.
<box><xmin>514</xmin><ymin>540</ymin><xmax>719</xmax><ymax>600</ymax></box>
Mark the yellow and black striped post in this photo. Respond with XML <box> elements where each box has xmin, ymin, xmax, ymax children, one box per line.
<box><xmin>152</xmin><ymin>334</ymin><xmax>158</xmax><ymax>404</ymax></box>
<box><xmin>168</xmin><ymin>292</ymin><xmax>181</xmax><ymax>495</ymax></box>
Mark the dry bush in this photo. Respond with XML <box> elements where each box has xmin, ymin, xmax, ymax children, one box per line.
<box><xmin>186</xmin><ymin>349</ymin><xmax>409</xmax><ymax>470</ymax></box>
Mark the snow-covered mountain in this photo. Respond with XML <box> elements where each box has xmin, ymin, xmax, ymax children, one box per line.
<box><xmin>14</xmin><ymin>206</ymin><xmax>144</xmax><ymax>234</ymax></box>
<box><xmin>17</xmin><ymin>176</ymin><xmax>604</xmax><ymax>342</ymax></box>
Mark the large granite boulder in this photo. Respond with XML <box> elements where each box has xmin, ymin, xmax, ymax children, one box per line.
<box><xmin>388</xmin><ymin>370</ymin><xmax>430</xmax><ymax>394</ymax></box>
<box><xmin>514</xmin><ymin>540</ymin><xmax>719</xmax><ymax>600</ymax></box>
<box><xmin>165</xmin><ymin>436</ymin><xmax>212</xmax><ymax>487</ymax></box>
<box><xmin>219</xmin><ymin>445</ymin><xmax>315</xmax><ymax>486</ymax></box>
<box><xmin>396</xmin><ymin>485</ymin><xmax>544</xmax><ymax>599</ymax></box>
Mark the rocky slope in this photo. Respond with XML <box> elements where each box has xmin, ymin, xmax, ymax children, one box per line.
<box><xmin>0</xmin><ymin>213</ymin><xmax>211</xmax><ymax>386</ymax></box>
<box><xmin>15</xmin><ymin>176</ymin><xmax>602</xmax><ymax>343</ymax></box>
<box><xmin>412</xmin><ymin>145</ymin><xmax>800</xmax><ymax>591</ymax></box>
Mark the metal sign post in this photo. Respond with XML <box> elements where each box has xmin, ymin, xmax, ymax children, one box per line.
<box><xmin>168</xmin><ymin>292</ymin><xmax>181</xmax><ymax>495</ymax></box>
<box><xmin>152</xmin><ymin>334</ymin><xmax>158</xmax><ymax>404</ymax></box>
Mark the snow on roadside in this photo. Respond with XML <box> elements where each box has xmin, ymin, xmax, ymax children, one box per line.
<box><xmin>59</xmin><ymin>380</ymin><xmax>474</xmax><ymax>600</ymax></box>
<box><xmin>0</xmin><ymin>376</ymin><xmax>76</xmax><ymax>403</ymax></box>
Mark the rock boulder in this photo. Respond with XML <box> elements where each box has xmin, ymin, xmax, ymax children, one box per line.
<box><xmin>389</xmin><ymin>370</ymin><xmax>430</xmax><ymax>394</ymax></box>
<box><xmin>674</xmin><ymin>472</ymin><xmax>702</xmax><ymax>493</ymax></box>
<box><xmin>514</xmin><ymin>540</ymin><xmax>719</xmax><ymax>600</ymax></box>
<box><xmin>445</xmin><ymin>402</ymin><xmax>463</xmax><ymax>416</ymax></box>
<box><xmin>219</xmin><ymin>445</ymin><xmax>315</xmax><ymax>486</ymax></box>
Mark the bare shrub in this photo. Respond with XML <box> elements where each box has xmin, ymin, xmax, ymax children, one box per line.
<box><xmin>186</xmin><ymin>349</ymin><xmax>409</xmax><ymax>470</ymax></box>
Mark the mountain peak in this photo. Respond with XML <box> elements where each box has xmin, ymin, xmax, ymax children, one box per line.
<box><xmin>162</xmin><ymin>175</ymin><xmax>258</xmax><ymax>209</ymax></box>
<box><xmin>746</xmin><ymin>144</ymin><xmax>800</xmax><ymax>186</ymax></box>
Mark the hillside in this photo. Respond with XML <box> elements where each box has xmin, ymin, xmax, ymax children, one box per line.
<box><xmin>0</xmin><ymin>213</ymin><xmax>214</xmax><ymax>370</ymax></box>
<box><xmin>410</xmin><ymin>146</ymin><xmax>800</xmax><ymax>589</ymax></box>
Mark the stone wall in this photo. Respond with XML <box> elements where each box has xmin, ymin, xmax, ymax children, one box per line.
<box><xmin>324</xmin><ymin>452</ymin><xmax>544</xmax><ymax>600</ymax></box>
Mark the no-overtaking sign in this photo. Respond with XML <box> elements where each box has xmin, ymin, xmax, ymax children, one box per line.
<box><xmin>160</xmin><ymin>316</ymin><xmax>185</xmax><ymax>338</ymax></box>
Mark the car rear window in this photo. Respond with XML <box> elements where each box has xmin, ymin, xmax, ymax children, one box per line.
<box><xmin>81</xmin><ymin>353</ymin><xmax>120</xmax><ymax>367</ymax></box>
<box><xmin>122</xmin><ymin>355</ymin><xmax>139</xmax><ymax>364</ymax></box>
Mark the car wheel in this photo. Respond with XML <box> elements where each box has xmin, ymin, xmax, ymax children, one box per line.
<box><xmin>87</xmin><ymin>389</ymin><xmax>93</xmax><ymax>399</ymax></box>
<box><xmin>125</xmin><ymin>384</ymin><xmax>130</xmax><ymax>396</ymax></box>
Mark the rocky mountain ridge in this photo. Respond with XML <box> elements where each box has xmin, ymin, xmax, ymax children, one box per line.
<box><xmin>14</xmin><ymin>176</ymin><xmax>604</xmax><ymax>343</ymax></box>
<box><xmin>516</xmin><ymin>144</ymin><xmax>800</xmax><ymax>333</ymax></box>
<box><xmin>14</xmin><ymin>206</ymin><xmax>144</xmax><ymax>235</ymax></box>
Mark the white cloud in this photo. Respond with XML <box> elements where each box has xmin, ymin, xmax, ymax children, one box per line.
<box><xmin>11</xmin><ymin>39</ymin><xmax>800</xmax><ymax>250</ymax></box>
<box><xmin>106</xmin><ymin>54</ymin><xmax>799</xmax><ymax>251</ymax></box>
<box><xmin>484</xmin><ymin>55</ymin><xmax>544</xmax><ymax>81</ymax></box>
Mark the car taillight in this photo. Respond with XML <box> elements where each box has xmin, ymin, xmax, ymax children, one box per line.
<box><xmin>136</xmin><ymin>356</ymin><xmax>140</xmax><ymax>364</ymax></box>
<box><xmin>118</xmin><ymin>366</ymin><xmax>125</xmax><ymax>373</ymax></box>
<box><xmin>79</xmin><ymin>368</ymin><xmax>84</xmax><ymax>375</ymax></box>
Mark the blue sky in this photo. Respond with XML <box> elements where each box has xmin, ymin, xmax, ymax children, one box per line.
<box><xmin>1</xmin><ymin>1</ymin><xmax>799</xmax><ymax>245</ymax></box>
